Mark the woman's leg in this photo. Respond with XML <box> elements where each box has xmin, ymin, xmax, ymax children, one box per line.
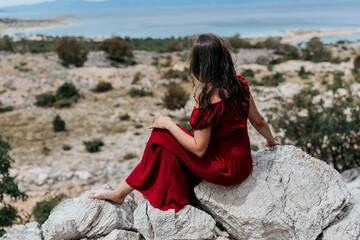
<box><xmin>88</xmin><ymin>180</ymin><xmax>134</xmax><ymax>204</ymax></box>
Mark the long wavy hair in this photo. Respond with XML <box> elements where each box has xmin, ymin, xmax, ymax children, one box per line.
<box><xmin>186</xmin><ymin>33</ymin><xmax>248</xmax><ymax>124</ymax></box>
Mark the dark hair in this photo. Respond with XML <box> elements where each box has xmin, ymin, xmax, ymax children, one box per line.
<box><xmin>186</xmin><ymin>33</ymin><xmax>248</xmax><ymax>123</ymax></box>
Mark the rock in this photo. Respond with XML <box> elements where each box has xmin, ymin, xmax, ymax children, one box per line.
<box><xmin>194</xmin><ymin>145</ymin><xmax>350</xmax><ymax>240</ymax></box>
<box><xmin>42</xmin><ymin>184</ymin><xmax>137</xmax><ymax>240</ymax></box>
<box><xmin>0</xmin><ymin>222</ymin><xmax>42</xmax><ymax>240</ymax></box>
<box><xmin>320</xmin><ymin>196</ymin><xmax>360</xmax><ymax>240</ymax></box>
<box><xmin>134</xmin><ymin>197</ymin><xmax>216</xmax><ymax>240</ymax></box>
<box><xmin>102</xmin><ymin>229</ymin><xmax>142</xmax><ymax>240</ymax></box>
<box><xmin>341</xmin><ymin>167</ymin><xmax>360</xmax><ymax>200</ymax></box>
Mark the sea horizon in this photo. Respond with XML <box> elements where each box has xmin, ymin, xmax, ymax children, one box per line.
<box><xmin>1</xmin><ymin>1</ymin><xmax>360</xmax><ymax>43</ymax></box>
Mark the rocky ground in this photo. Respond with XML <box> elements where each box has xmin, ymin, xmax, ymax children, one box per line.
<box><xmin>0</xmin><ymin>41</ymin><xmax>359</xmax><ymax>227</ymax></box>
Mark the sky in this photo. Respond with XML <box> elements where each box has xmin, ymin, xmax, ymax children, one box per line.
<box><xmin>0</xmin><ymin>0</ymin><xmax>338</xmax><ymax>9</ymax></box>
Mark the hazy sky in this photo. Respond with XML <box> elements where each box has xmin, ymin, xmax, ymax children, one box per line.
<box><xmin>0</xmin><ymin>0</ymin><xmax>106</xmax><ymax>8</ymax></box>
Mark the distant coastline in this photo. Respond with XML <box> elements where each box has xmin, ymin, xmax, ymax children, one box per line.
<box><xmin>0</xmin><ymin>15</ymin><xmax>79</xmax><ymax>34</ymax></box>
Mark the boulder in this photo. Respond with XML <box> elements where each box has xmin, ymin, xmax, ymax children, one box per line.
<box><xmin>101</xmin><ymin>229</ymin><xmax>142</xmax><ymax>240</ymax></box>
<box><xmin>0</xmin><ymin>222</ymin><xmax>42</xmax><ymax>240</ymax></box>
<box><xmin>194</xmin><ymin>145</ymin><xmax>350</xmax><ymax>240</ymax></box>
<box><xmin>320</xmin><ymin>196</ymin><xmax>360</xmax><ymax>240</ymax></box>
<box><xmin>341</xmin><ymin>167</ymin><xmax>360</xmax><ymax>200</ymax></box>
<box><xmin>133</xmin><ymin>197</ymin><xmax>216</xmax><ymax>240</ymax></box>
<box><xmin>42</xmin><ymin>184</ymin><xmax>137</xmax><ymax>240</ymax></box>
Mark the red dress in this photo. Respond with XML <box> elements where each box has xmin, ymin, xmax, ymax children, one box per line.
<box><xmin>125</xmin><ymin>75</ymin><xmax>253</xmax><ymax>212</ymax></box>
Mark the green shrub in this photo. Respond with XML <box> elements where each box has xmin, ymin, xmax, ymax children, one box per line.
<box><xmin>162</xmin><ymin>82</ymin><xmax>190</xmax><ymax>110</ymax></box>
<box><xmin>55</xmin><ymin>37</ymin><xmax>88</xmax><ymax>67</ymax></box>
<box><xmin>168</xmin><ymin>40</ymin><xmax>183</xmax><ymax>51</ymax></box>
<box><xmin>226</xmin><ymin>34</ymin><xmax>249</xmax><ymax>49</ymax></box>
<box><xmin>352</xmin><ymin>55</ymin><xmax>360</xmax><ymax>82</ymax></box>
<box><xmin>302</xmin><ymin>37</ymin><xmax>332</xmax><ymax>62</ymax></box>
<box><xmin>56</xmin><ymin>82</ymin><xmax>79</xmax><ymax>100</ymax></box>
<box><xmin>0</xmin><ymin>106</ymin><xmax>13</xmax><ymax>113</ymax></box>
<box><xmin>123</xmin><ymin>153</ymin><xmax>136</xmax><ymax>160</ymax></box>
<box><xmin>99</xmin><ymin>37</ymin><xmax>133</xmax><ymax>63</ymax></box>
<box><xmin>119</xmin><ymin>113</ymin><xmax>130</xmax><ymax>121</ymax></box>
<box><xmin>41</xmin><ymin>146</ymin><xmax>50</xmax><ymax>155</ymax></box>
<box><xmin>250</xmin><ymin>144</ymin><xmax>259</xmax><ymax>151</ymax></box>
<box><xmin>91</xmin><ymin>81</ymin><xmax>113</xmax><ymax>93</ymax></box>
<box><xmin>0</xmin><ymin>133</ymin><xmax>27</xmax><ymax>234</ymax></box>
<box><xmin>0</xmin><ymin>35</ymin><xmax>14</xmax><ymax>52</ymax></box>
<box><xmin>260</xmin><ymin>72</ymin><xmax>285</xmax><ymax>86</ymax></box>
<box><xmin>268</xmin><ymin>86</ymin><xmax>360</xmax><ymax>172</ymax></box>
<box><xmin>32</xmin><ymin>195</ymin><xmax>63</xmax><ymax>225</ymax></box>
<box><xmin>177</xmin><ymin>118</ymin><xmax>193</xmax><ymax>134</ymax></box>
<box><xmin>35</xmin><ymin>92</ymin><xmax>56</xmax><ymax>107</ymax></box>
<box><xmin>83</xmin><ymin>139</ymin><xmax>104</xmax><ymax>153</ymax></box>
<box><xmin>298</xmin><ymin>66</ymin><xmax>312</xmax><ymax>79</ymax></box>
<box><xmin>135</xmin><ymin>124</ymin><xmax>143</xmax><ymax>129</ymax></box>
<box><xmin>52</xmin><ymin>115</ymin><xmax>66</xmax><ymax>132</ymax></box>
<box><xmin>128</xmin><ymin>88</ymin><xmax>153</xmax><ymax>97</ymax></box>
<box><xmin>162</xmin><ymin>69</ymin><xmax>188</xmax><ymax>81</ymax></box>
<box><xmin>241</xmin><ymin>69</ymin><xmax>255</xmax><ymax>78</ymax></box>
<box><xmin>326</xmin><ymin>71</ymin><xmax>346</xmax><ymax>92</ymax></box>
<box><xmin>62</xmin><ymin>144</ymin><xmax>71</xmax><ymax>151</ymax></box>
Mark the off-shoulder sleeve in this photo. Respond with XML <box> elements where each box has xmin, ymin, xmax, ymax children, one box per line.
<box><xmin>189</xmin><ymin>103</ymin><xmax>224</xmax><ymax>130</ymax></box>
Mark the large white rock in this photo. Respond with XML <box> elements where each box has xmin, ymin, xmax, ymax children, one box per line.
<box><xmin>42</xmin><ymin>184</ymin><xmax>137</xmax><ymax>240</ymax></box>
<box><xmin>320</xmin><ymin>196</ymin><xmax>360</xmax><ymax>240</ymax></box>
<box><xmin>194</xmin><ymin>145</ymin><xmax>350</xmax><ymax>240</ymax></box>
<box><xmin>341</xmin><ymin>167</ymin><xmax>360</xmax><ymax>200</ymax></box>
<box><xmin>0</xmin><ymin>222</ymin><xmax>42</xmax><ymax>240</ymax></box>
<box><xmin>134</xmin><ymin>197</ymin><xmax>216</xmax><ymax>240</ymax></box>
<box><xmin>102</xmin><ymin>229</ymin><xmax>142</xmax><ymax>240</ymax></box>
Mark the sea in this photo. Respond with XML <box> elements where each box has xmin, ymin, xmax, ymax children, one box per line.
<box><xmin>1</xmin><ymin>1</ymin><xmax>360</xmax><ymax>44</ymax></box>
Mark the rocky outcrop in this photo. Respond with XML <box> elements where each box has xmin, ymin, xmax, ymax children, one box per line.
<box><xmin>0</xmin><ymin>222</ymin><xmax>42</xmax><ymax>240</ymax></box>
<box><xmin>133</xmin><ymin>197</ymin><xmax>216</xmax><ymax>240</ymax></box>
<box><xmin>194</xmin><ymin>145</ymin><xmax>351</xmax><ymax>240</ymax></box>
<box><xmin>2</xmin><ymin>146</ymin><xmax>358</xmax><ymax>240</ymax></box>
<box><xmin>41</xmin><ymin>184</ymin><xmax>137</xmax><ymax>240</ymax></box>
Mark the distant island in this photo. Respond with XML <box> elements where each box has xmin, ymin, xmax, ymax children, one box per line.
<box><xmin>0</xmin><ymin>15</ymin><xmax>79</xmax><ymax>33</ymax></box>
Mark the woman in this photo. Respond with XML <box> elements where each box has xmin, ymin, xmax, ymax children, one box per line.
<box><xmin>88</xmin><ymin>33</ymin><xmax>279</xmax><ymax>211</ymax></box>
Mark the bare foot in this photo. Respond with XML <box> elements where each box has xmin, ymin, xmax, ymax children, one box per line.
<box><xmin>87</xmin><ymin>189</ymin><xmax>126</xmax><ymax>204</ymax></box>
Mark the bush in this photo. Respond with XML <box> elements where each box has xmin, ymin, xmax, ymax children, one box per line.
<box><xmin>128</xmin><ymin>88</ymin><xmax>153</xmax><ymax>97</ymax></box>
<box><xmin>0</xmin><ymin>133</ymin><xmax>27</xmax><ymax>233</ymax></box>
<box><xmin>52</xmin><ymin>115</ymin><xmax>66</xmax><ymax>132</ymax></box>
<box><xmin>0</xmin><ymin>35</ymin><xmax>14</xmax><ymax>52</ymax></box>
<box><xmin>62</xmin><ymin>144</ymin><xmax>71</xmax><ymax>151</ymax></box>
<box><xmin>302</xmin><ymin>37</ymin><xmax>332</xmax><ymax>62</ymax></box>
<box><xmin>83</xmin><ymin>139</ymin><xmax>104</xmax><ymax>153</ymax></box>
<box><xmin>227</xmin><ymin>34</ymin><xmax>248</xmax><ymax>49</ymax></box>
<box><xmin>123</xmin><ymin>153</ymin><xmax>136</xmax><ymax>160</ymax></box>
<box><xmin>268</xmin><ymin>86</ymin><xmax>360</xmax><ymax>172</ymax></box>
<box><xmin>55</xmin><ymin>37</ymin><xmax>88</xmax><ymax>67</ymax></box>
<box><xmin>119</xmin><ymin>113</ymin><xmax>130</xmax><ymax>121</ymax></box>
<box><xmin>53</xmin><ymin>98</ymin><xmax>73</xmax><ymax>109</ymax></box>
<box><xmin>162</xmin><ymin>82</ymin><xmax>190</xmax><ymax>110</ymax></box>
<box><xmin>162</xmin><ymin>69</ymin><xmax>188</xmax><ymax>81</ymax></box>
<box><xmin>99</xmin><ymin>37</ymin><xmax>133</xmax><ymax>63</ymax></box>
<box><xmin>56</xmin><ymin>82</ymin><xmax>80</xmax><ymax>100</ymax></box>
<box><xmin>241</xmin><ymin>69</ymin><xmax>255</xmax><ymax>78</ymax></box>
<box><xmin>0</xmin><ymin>106</ymin><xmax>13</xmax><ymax>113</ymax></box>
<box><xmin>298</xmin><ymin>66</ymin><xmax>312</xmax><ymax>79</ymax></box>
<box><xmin>326</xmin><ymin>71</ymin><xmax>346</xmax><ymax>92</ymax></box>
<box><xmin>35</xmin><ymin>92</ymin><xmax>56</xmax><ymax>107</ymax></box>
<box><xmin>32</xmin><ymin>195</ymin><xmax>63</xmax><ymax>225</ymax></box>
<box><xmin>91</xmin><ymin>81</ymin><xmax>113</xmax><ymax>93</ymax></box>
<box><xmin>168</xmin><ymin>40</ymin><xmax>183</xmax><ymax>51</ymax></box>
<box><xmin>135</xmin><ymin>124</ymin><xmax>143</xmax><ymax>129</ymax></box>
<box><xmin>250</xmin><ymin>144</ymin><xmax>259</xmax><ymax>151</ymax></box>
<box><xmin>260</xmin><ymin>72</ymin><xmax>285</xmax><ymax>86</ymax></box>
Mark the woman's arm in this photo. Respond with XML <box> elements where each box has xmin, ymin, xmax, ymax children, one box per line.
<box><xmin>148</xmin><ymin>116</ymin><xmax>212</xmax><ymax>158</ymax></box>
<box><xmin>248</xmin><ymin>93</ymin><xmax>279</xmax><ymax>146</ymax></box>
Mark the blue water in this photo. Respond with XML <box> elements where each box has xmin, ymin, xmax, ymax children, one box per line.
<box><xmin>1</xmin><ymin>1</ymin><xmax>360</xmax><ymax>43</ymax></box>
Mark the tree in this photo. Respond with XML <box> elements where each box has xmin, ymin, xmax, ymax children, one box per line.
<box><xmin>55</xmin><ymin>37</ymin><xmax>88</xmax><ymax>67</ymax></box>
<box><xmin>0</xmin><ymin>133</ymin><xmax>27</xmax><ymax>236</ymax></box>
<box><xmin>52</xmin><ymin>115</ymin><xmax>66</xmax><ymax>132</ymax></box>
<box><xmin>99</xmin><ymin>37</ymin><xmax>133</xmax><ymax>62</ymax></box>
<box><xmin>268</xmin><ymin>86</ymin><xmax>360</xmax><ymax>172</ymax></box>
<box><xmin>302</xmin><ymin>37</ymin><xmax>332</xmax><ymax>62</ymax></box>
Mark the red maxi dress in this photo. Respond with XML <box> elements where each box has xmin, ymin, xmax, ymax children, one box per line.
<box><xmin>125</xmin><ymin>75</ymin><xmax>253</xmax><ymax>212</ymax></box>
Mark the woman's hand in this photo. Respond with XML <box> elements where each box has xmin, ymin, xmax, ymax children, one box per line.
<box><xmin>266</xmin><ymin>139</ymin><xmax>280</xmax><ymax>147</ymax></box>
<box><xmin>148</xmin><ymin>116</ymin><xmax>174</xmax><ymax>130</ymax></box>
